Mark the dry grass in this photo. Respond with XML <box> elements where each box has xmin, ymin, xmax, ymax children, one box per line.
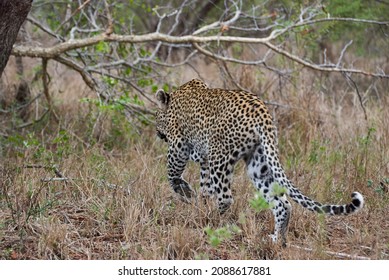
<box><xmin>1</xmin><ymin>59</ymin><xmax>389</xmax><ymax>260</ymax></box>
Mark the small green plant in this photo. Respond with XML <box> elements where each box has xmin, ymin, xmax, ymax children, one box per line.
<box><xmin>250</xmin><ymin>183</ymin><xmax>287</xmax><ymax>213</ymax></box>
<box><xmin>367</xmin><ymin>178</ymin><xmax>389</xmax><ymax>196</ymax></box>
<box><xmin>80</xmin><ymin>93</ymin><xmax>145</xmax><ymax>149</ymax></box>
<box><xmin>358</xmin><ymin>127</ymin><xmax>376</xmax><ymax>147</ymax></box>
<box><xmin>308</xmin><ymin>140</ymin><xmax>326</xmax><ymax>165</ymax></box>
<box><xmin>271</xmin><ymin>182</ymin><xmax>287</xmax><ymax>197</ymax></box>
<box><xmin>357</xmin><ymin>127</ymin><xmax>376</xmax><ymax>177</ymax></box>
<box><xmin>249</xmin><ymin>191</ymin><xmax>271</xmax><ymax>212</ymax></box>
<box><xmin>51</xmin><ymin>130</ymin><xmax>70</xmax><ymax>160</ymax></box>
<box><xmin>194</xmin><ymin>253</ymin><xmax>210</xmax><ymax>260</ymax></box>
<box><xmin>204</xmin><ymin>225</ymin><xmax>241</xmax><ymax>247</ymax></box>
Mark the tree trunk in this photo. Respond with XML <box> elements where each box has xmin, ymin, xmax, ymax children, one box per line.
<box><xmin>0</xmin><ymin>0</ymin><xmax>32</xmax><ymax>77</ymax></box>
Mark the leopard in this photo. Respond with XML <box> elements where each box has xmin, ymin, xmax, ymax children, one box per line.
<box><xmin>155</xmin><ymin>78</ymin><xmax>364</xmax><ymax>244</ymax></box>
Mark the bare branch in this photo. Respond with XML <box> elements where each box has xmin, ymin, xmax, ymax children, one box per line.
<box><xmin>53</xmin><ymin>55</ymin><xmax>98</xmax><ymax>91</ymax></box>
<box><xmin>264</xmin><ymin>41</ymin><xmax>389</xmax><ymax>78</ymax></box>
<box><xmin>54</xmin><ymin>0</ymin><xmax>92</xmax><ymax>33</ymax></box>
<box><xmin>17</xmin><ymin>109</ymin><xmax>49</xmax><ymax>128</ymax></box>
<box><xmin>103</xmin><ymin>0</ymin><xmax>113</xmax><ymax>35</ymax></box>
<box><xmin>41</xmin><ymin>177</ymin><xmax>71</xmax><ymax>182</ymax></box>
<box><xmin>12</xmin><ymin>15</ymin><xmax>389</xmax><ymax>79</ymax></box>
<box><xmin>193</xmin><ymin>42</ymin><xmax>266</xmax><ymax>66</ymax></box>
<box><xmin>343</xmin><ymin>72</ymin><xmax>368</xmax><ymax>121</ymax></box>
<box><xmin>42</xmin><ymin>58</ymin><xmax>59</xmax><ymax>121</ymax></box>
<box><xmin>27</xmin><ymin>16</ymin><xmax>64</xmax><ymax>42</ymax></box>
<box><xmin>193</xmin><ymin>0</ymin><xmax>241</xmax><ymax>35</ymax></box>
<box><xmin>293</xmin><ymin>17</ymin><xmax>389</xmax><ymax>27</ymax></box>
<box><xmin>0</xmin><ymin>93</ymin><xmax>42</xmax><ymax>114</ymax></box>
<box><xmin>336</xmin><ymin>40</ymin><xmax>353</xmax><ymax>68</ymax></box>
<box><xmin>290</xmin><ymin>244</ymin><xmax>370</xmax><ymax>260</ymax></box>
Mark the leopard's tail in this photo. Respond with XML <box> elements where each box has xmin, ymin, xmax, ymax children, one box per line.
<box><xmin>259</xmin><ymin>132</ymin><xmax>364</xmax><ymax>215</ymax></box>
<box><xmin>285</xmin><ymin>184</ymin><xmax>364</xmax><ymax>215</ymax></box>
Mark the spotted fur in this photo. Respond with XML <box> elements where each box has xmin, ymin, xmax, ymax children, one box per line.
<box><xmin>155</xmin><ymin>79</ymin><xmax>364</xmax><ymax>244</ymax></box>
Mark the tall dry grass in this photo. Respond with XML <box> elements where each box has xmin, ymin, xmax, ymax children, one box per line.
<box><xmin>1</xmin><ymin>57</ymin><xmax>389</xmax><ymax>260</ymax></box>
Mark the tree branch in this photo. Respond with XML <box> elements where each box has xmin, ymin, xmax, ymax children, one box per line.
<box><xmin>12</xmin><ymin>15</ymin><xmax>389</xmax><ymax>79</ymax></box>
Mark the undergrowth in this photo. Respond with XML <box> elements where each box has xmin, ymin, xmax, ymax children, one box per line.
<box><xmin>1</xmin><ymin>66</ymin><xmax>389</xmax><ymax>260</ymax></box>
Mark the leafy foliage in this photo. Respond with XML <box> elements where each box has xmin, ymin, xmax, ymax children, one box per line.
<box><xmin>204</xmin><ymin>224</ymin><xmax>241</xmax><ymax>247</ymax></box>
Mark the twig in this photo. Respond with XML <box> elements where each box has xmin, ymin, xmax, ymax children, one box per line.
<box><xmin>218</xmin><ymin>58</ymin><xmax>249</xmax><ymax>91</ymax></box>
<box><xmin>114</xmin><ymin>99</ymin><xmax>155</xmax><ymax>116</ymax></box>
<box><xmin>0</xmin><ymin>93</ymin><xmax>42</xmax><ymax>114</ymax></box>
<box><xmin>41</xmin><ymin>177</ymin><xmax>71</xmax><ymax>182</ymax></box>
<box><xmin>292</xmin><ymin>17</ymin><xmax>389</xmax><ymax>28</ymax></box>
<box><xmin>289</xmin><ymin>244</ymin><xmax>371</xmax><ymax>260</ymax></box>
<box><xmin>27</xmin><ymin>16</ymin><xmax>64</xmax><ymax>42</ymax></box>
<box><xmin>53</xmin><ymin>55</ymin><xmax>98</xmax><ymax>92</ymax></box>
<box><xmin>23</xmin><ymin>164</ymin><xmax>64</xmax><ymax>178</ymax></box>
<box><xmin>54</xmin><ymin>0</ymin><xmax>92</xmax><ymax>33</ymax></box>
<box><xmin>42</xmin><ymin>58</ymin><xmax>51</xmax><ymax>107</ymax></box>
<box><xmin>343</xmin><ymin>72</ymin><xmax>368</xmax><ymax>121</ymax></box>
<box><xmin>93</xmin><ymin>178</ymin><xmax>137</xmax><ymax>196</ymax></box>
<box><xmin>42</xmin><ymin>59</ymin><xmax>59</xmax><ymax>121</ymax></box>
<box><xmin>85</xmin><ymin>66</ymin><xmax>157</xmax><ymax>105</ymax></box>
<box><xmin>264</xmin><ymin>41</ymin><xmax>389</xmax><ymax>78</ymax></box>
<box><xmin>103</xmin><ymin>0</ymin><xmax>113</xmax><ymax>35</ymax></box>
<box><xmin>336</xmin><ymin>40</ymin><xmax>353</xmax><ymax>68</ymax></box>
<box><xmin>193</xmin><ymin>42</ymin><xmax>267</xmax><ymax>66</ymax></box>
<box><xmin>67</xmin><ymin>129</ymin><xmax>91</xmax><ymax>148</ymax></box>
<box><xmin>17</xmin><ymin>108</ymin><xmax>49</xmax><ymax>128</ymax></box>
<box><xmin>193</xmin><ymin>1</ymin><xmax>241</xmax><ymax>35</ymax></box>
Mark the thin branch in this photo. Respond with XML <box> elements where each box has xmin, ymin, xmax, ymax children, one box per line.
<box><xmin>41</xmin><ymin>177</ymin><xmax>71</xmax><ymax>182</ymax></box>
<box><xmin>193</xmin><ymin>42</ymin><xmax>266</xmax><ymax>65</ymax></box>
<box><xmin>0</xmin><ymin>93</ymin><xmax>42</xmax><ymax>114</ymax></box>
<box><xmin>219</xmin><ymin>59</ymin><xmax>248</xmax><ymax>91</ymax></box>
<box><xmin>26</xmin><ymin>16</ymin><xmax>64</xmax><ymax>42</ymax></box>
<box><xmin>336</xmin><ymin>40</ymin><xmax>353</xmax><ymax>68</ymax></box>
<box><xmin>24</xmin><ymin>164</ymin><xmax>64</xmax><ymax>178</ymax></box>
<box><xmin>17</xmin><ymin>108</ymin><xmax>49</xmax><ymax>128</ymax></box>
<box><xmin>54</xmin><ymin>0</ymin><xmax>92</xmax><ymax>33</ymax></box>
<box><xmin>289</xmin><ymin>244</ymin><xmax>370</xmax><ymax>260</ymax></box>
<box><xmin>114</xmin><ymin>99</ymin><xmax>155</xmax><ymax>116</ymax></box>
<box><xmin>293</xmin><ymin>17</ymin><xmax>389</xmax><ymax>28</ymax></box>
<box><xmin>193</xmin><ymin>1</ymin><xmax>241</xmax><ymax>35</ymax></box>
<box><xmin>343</xmin><ymin>72</ymin><xmax>368</xmax><ymax>121</ymax></box>
<box><xmin>53</xmin><ymin>55</ymin><xmax>98</xmax><ymax>92</ymax></box>
<box><xmin>264</xmin><ymin>41</ymin><xmax>389</xmax><ymax>78</ymax></box>
<box><xmin>103</xmin><ymin>0</ymin><xmax>113</xmax><ymax>35</ymax></box>
<box><xmin>139</xmin><ymin>49</ymin><xmax>198</xmax><ymax>68</ymax></box>
<box><xmin>41</xmin><ymin>59</ymin><xmax>52</xmax><ymax>109</ymax></box>
<box><xmin>270</xmin><ymin>16</ymin><xmax>389</xmax><ymax>41</ymax></box>
<box><xmin>42</xmin><ymin>58</ymin><xmax>59</xmax><ymax>121</ymax></box>
<box><xmin>87</xmin><ymin>69</ymin><xmax>157</xmax><ymax>106</ymax></box>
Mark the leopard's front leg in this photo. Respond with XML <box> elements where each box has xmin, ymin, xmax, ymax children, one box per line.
<box><xmin>167</xmin><ymin>142</ymin><xmax>195</xmax><ymax>202</ymax></box>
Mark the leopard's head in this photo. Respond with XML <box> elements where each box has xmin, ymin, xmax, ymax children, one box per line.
<box><xmin>155</xmin><ymin>89</ymin><xmax>170</xmax><ymax>142</ymax></box>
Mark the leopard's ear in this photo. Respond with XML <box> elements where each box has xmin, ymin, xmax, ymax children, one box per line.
<box><xmin>156</xmin><ymin>89</ymin><xmax>170</xmax><ymax>110</ymax></box>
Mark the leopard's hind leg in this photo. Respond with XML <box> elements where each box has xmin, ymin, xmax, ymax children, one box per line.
<box><xmin>245</xmin><ymin>144</ymin><xmax>291</xmax><ymax>245</ymax></box>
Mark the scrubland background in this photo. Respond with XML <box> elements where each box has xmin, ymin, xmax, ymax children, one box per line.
<box><xmin>1</xmin><ymin>0</ymin><xmax>389</xmax><ymax>259</ymax></box>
